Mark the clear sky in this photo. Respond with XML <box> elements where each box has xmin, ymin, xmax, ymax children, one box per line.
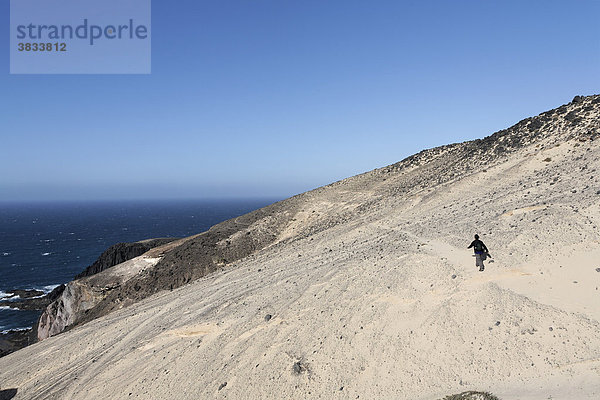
<box><xmin>1</xmin><ymin>0</ymin><xmax>599</xmax><ymax>201</ymax></box>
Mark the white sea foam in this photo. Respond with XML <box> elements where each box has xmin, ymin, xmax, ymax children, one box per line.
<box><xmin>14</xmin><ymin>285</ymin><xmax>61</xmax><ymax>299</ymax></box>
<box><xmin>1</xmin><ymin>327</ymin><xmax>31</xmax><ymax>334</ymax></box>
<box><xmin>0</xmin><ymin>286</ymin><xmax>58</xmax><ymax>302</ymax></box>
<box><xmin>43</xmin><ymin>284</ymin><xmax>60</xmax><ymax>293</ymax></box>
<box><xmin>30</xmin><ymin>285</ymin><xmax>60</xmax><ymax>296</ymax></box>
<box><xmin>0</xmin><ymin>306</ymin><xmax>18</xmax><ymax>311</ymax></box>
<box><xmin>0</xmin><ymin>291</ymin><xmax>16</xmax><ymax>300</ymax></box>
<box><xmin>27</xmin><ymin>285</ymin><xmax>59</xmax><ymax>297</ymax></box>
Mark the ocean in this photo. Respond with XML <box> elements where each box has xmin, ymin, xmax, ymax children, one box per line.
<box><xmin>0</xmin><ymin>199</ymin><xmax>276</xmax><ymax>333</ymax></box>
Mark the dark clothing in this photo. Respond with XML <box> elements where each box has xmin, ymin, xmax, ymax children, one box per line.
<box><xmin>475</xmin><ymin>253</ymin><xmax>486</xmax><ymax>270</ymax></box>
<box><xmin>468</xmin><ymin>239</ymin><xmax>488</xmax><ymax>254</ymax></box>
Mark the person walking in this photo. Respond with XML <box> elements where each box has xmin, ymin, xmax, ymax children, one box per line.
<box><xmin>468</xmin><ymin>234</ymin><xmax>489</xmax><ymax>271</ymax></box>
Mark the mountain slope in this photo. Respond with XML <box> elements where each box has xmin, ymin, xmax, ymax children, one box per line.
<box><xmin>1</xmin><ymin>95</ymin><xmax>599</xmax><ymax>400</ymax></box>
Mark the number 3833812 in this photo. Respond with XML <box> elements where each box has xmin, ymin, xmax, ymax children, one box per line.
<box><xmin>17</xmin><ymin>43</ymin><xmax>67</xmax><ymax>51</ymax></box>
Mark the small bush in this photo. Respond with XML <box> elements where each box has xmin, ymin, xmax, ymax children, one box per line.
<box><xmin>564</xmin><ymin>111</ymin><xmax>578</xmax><ymax>121</ymax></box>
<box><xmin>441</xmin><ymin>391</ymin><xmax>501</xmax><ymax>400</ymax></box>
<box><xmin>543</xmin><ymin>157</ymin><xmax>552</xmax><ymax>162</ymax></box>
<box><xmin>528</xmin><ymin>119</ymin><xmax>543</xmax><ymax>132</ymax></box>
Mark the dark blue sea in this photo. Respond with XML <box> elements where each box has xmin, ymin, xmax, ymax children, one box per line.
<box><xmin>0</xmin><ymin>199</ymin><xmax>275</xmax><ymax>333</ymax></box>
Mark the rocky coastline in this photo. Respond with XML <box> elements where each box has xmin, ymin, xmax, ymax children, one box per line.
<box><xmin>0</xmin><ymin>238</ymin><xmax>176</xmax><ymax>357</ymax></box>
<box><xmin>0</xmin><ymin>287</ymin><xmax>65</xmax><ymax>311</ymax></box>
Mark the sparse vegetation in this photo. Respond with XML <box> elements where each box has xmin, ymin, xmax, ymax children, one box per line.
<box><xmin>212</xmin><ymin>256</ymin><xmax>228</xmax><ymax>266</ymax></box>
<box><xmin>292</xmin><ymin>360</ymin><xmax>309</xmax><ymax>375</ymax></box>
<box><xmin>565</xmin><ymin>111</ymin><xmax>578</xmax><ymax>121</ymax></box>
<box><xmin>543</xmin><ymin>157</ymin><xmax>552</xmax><ymax>162</ymax></box>
<box><xmin>528</xmin><ymin>119</ymin><xmax>543</xmax><ymax>132</ymax></box>
<box><xmin>441</xmin><ymin>391</ymin><xmax>501</xmax><ymax>400</ymax></box>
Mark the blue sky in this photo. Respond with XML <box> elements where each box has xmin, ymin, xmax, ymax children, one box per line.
<box><xmin>1</xmin><ymin>0</ymin><xmax>599</xmax><ymax>201</ymax></box>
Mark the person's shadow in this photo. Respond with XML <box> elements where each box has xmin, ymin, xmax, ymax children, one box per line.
<box><xmin>0</xmin><ymin>388</ymin><xmax>17</xmax><ymax>400</ymax></box>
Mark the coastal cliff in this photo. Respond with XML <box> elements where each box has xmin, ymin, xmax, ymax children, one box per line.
<box><xmin>36</xmin><ymin>238</ymin><xmax>176</xmax><ymax>341</ymax></box>
<box><xmin>74</xmin><ymin>238</ymin><xmax>176</xmax><ymax>279</ymax></box>
<box><xmin>3</xmin><ymin>95</ymin><xmax>599</xmax><ymax>399</ymax></box>
<box><xmin>1</xmin><ymin>239</ymin><xmax>175</xmax><ymax>356</ymax></box>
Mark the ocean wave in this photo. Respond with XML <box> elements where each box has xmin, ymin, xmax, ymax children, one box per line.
<box><xmin>41</xmin><ymin>252</ymin><xmax>51</xmax><ymax>256</ymax></box>
<box><xmin>0</xmin><ymin>285</ymin><xmax>60</xmax><ymax>302</ymax></box>
<box><xmin>21</xmin><ymin>284</ymin><xmax>61</xmax><ymax>298</ymax></box>
<box><xmin>1</xmin><ymin>327</ymin><xmax>31</xmax><ymax>334</ymax></box>
<box><xmin>30</xmin><ymin>284</ymin><xmax>60</xmax><ymax>296</ymax></box>
<box><xmin>42</xmin><ymin>284</ymin><xmax>60</xmax><ymax>293</ymax></box>
<box><xmin>0</xmin><ymin>305</ymin><xmax>19</xmax><ymax>311</ymax></box>
<box><xmin>1</xmin><ymin>252</ymin><xmax>10</xmax><ymax>256</ymax></box>
<box><xmin>6</xmin><ymin>285</ymin><xmax>61</xmax><ymax>300</ymax></box>
<box><xmin>0</xmin><ymin>291</ymin><xmax>13</xmax><ymax>300</ymax></box>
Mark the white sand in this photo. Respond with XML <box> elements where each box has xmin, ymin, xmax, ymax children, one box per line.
<box><xmin>1</xmin><ymin>133</ymin><xmax>599</xmax><ymax>399</ymax></box>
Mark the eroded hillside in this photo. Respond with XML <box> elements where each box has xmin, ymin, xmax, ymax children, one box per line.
<box><xmin>3</xmin><ymin>95</ymin><xmax>599</xmax><ymax>400</ymax></box>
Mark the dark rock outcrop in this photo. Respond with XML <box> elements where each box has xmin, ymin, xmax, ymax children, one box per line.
<box><xmin>75</xmin><ymin>238</ymin><xmax>177</xmax><ymax>279</ymax></box>
<box><xmin>0</xmin><ymin>329</ymin><xmax>36</xmax><ymax>358</ymax></box>
<box><xmin>3</xmin><ymin>289</ymin><xmax>44</xmax><ymax>299</ymax></box>
<box><xmin>0</xmin><ymin>388</ymin><xmax>18</xmax><ymax>400</ymax></box>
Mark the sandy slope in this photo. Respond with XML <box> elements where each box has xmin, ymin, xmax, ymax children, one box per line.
<box><xmin>1</xmin><ymin>101</ymin><xmax>600</xmax><ymax>399</ymax></box>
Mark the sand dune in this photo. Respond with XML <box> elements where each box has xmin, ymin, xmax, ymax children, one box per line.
<box><xmin>1</xmin><ymin>96</ymin><xmax>599</xmax><ymax>399</ymax></box>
